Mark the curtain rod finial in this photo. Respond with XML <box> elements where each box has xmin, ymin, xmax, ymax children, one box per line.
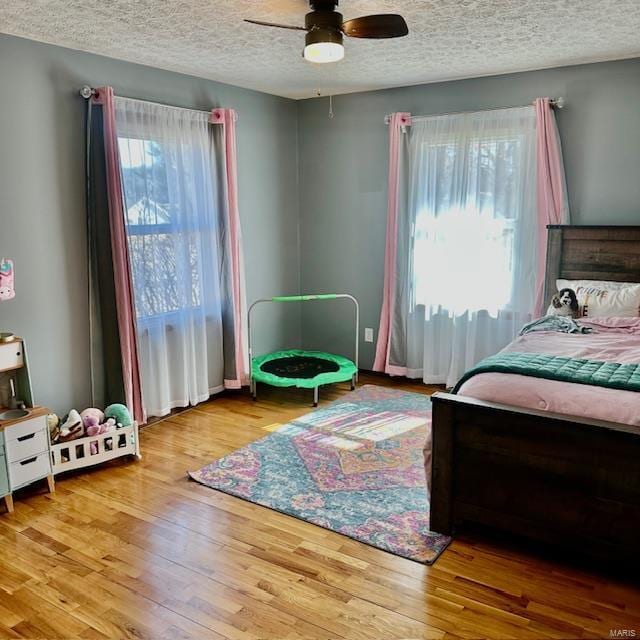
<box><xmin>79</xmin><ymin>85</ymin><xmax>95</xmax><ymax>99</ymax></box>
<box><xmin>553</xmin><ymin>96</ymin><xmax>565</xmax><ymax>109</ymax></box>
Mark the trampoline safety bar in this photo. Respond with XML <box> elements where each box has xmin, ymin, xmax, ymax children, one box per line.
<box><xmin>247</xmin><ymin>294</ymin><xmax>360</xmax><ymax>406</ymax></box>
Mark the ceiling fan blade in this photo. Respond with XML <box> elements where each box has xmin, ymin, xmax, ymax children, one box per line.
<box><xmin>341</xmin><ymin>14</ymin><xmax>408</xmax><ymax>39</ymax></box>
<box><xmin>244</xmin><ymin>19</ymin><xmax>307</xmax><ymax>31</ymax></box>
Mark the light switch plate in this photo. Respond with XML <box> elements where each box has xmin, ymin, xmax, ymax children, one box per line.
<box><xmin>364</xmin><ymin>328</ymin><xmax>374</xmax><ymax>343</ymax></box>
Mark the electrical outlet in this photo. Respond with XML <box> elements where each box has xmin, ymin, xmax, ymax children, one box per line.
<box><xmin>364</xmin><ymin>328</ymin><xmax>374</xmax><ymax>343</ymax></box>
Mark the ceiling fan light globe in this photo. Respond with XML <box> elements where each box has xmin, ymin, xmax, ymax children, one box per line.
<box><xmin>304</xmin><ymin>41</ymin><xmax>344</xmax><ymax>63</ymax></box>
<box><xmin>304</xmin><ymin>26</ymin><xmax>344</xmax><ymax>63</ymax></box>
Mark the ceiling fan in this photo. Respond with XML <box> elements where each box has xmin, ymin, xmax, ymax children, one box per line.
<box><xmin>245</xmin><ymin>0</ymin><xmax>409</xmax><ymax>64</ymax></box>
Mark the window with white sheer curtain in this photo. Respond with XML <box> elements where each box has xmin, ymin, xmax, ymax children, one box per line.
<box><xmin>402</xmin><ymin>107</ymin><xmax>538</xmax><ymax>386</ymax></box>
<box><xmin>115</xmin><ymin>98</ymin><xmax>228</xmax><ymax>417</ymax></box>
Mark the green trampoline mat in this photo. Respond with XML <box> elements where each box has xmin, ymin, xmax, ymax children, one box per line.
<box><xmin>251</xmin><ymin>349</ymin><xmax>357</xmax><ymax>389</ymax></box>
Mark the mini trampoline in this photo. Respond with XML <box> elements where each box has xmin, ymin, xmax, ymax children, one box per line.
<box><xmin>248</xmin><ymin>294</ymin><xmax>359</xmax><ymax>406</ymax></box>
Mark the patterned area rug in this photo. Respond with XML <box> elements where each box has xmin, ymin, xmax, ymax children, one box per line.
<box><xmin>188</xmin><ymin>385</ymin><xmax>451</xmax><ymax>563</ymax></box>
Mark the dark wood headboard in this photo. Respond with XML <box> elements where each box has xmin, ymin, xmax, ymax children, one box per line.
<box><xmin>544</xmin><ymin>225</ymin><xmax>640</xmax><ymax>301</ymax></box>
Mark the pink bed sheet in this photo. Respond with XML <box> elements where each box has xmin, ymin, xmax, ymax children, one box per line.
<box><xmin>457</xmin><ymin>317</ymin><xmax>640</xmax><ymax>426</ymax></box>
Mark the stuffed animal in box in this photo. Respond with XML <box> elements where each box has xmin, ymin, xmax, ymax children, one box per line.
<box><xmin>87</xmin><ymin>418</ymin><xmax>117</xmax><ymax>455</ymax></box>
<box><xmin>80</xmin><ymin>408</ymin><xmax>105</xmax><ymax>431</ymax></box>
<box><xmin>86</xmin><ymin>417</ymin><xmax>115</xmax><ymax>438</ymax></box>
<box><xmin>58</xmin><ymin>409</ymin><xmax>84</xmax><ymax>442</ymax></box>
<box><xmin>547</xmin><ymin>288</ymin><xmax>580</xmax><ymax>318</ymax></box>
<box><xmin>47</xmin><ymin>412</ymin><xmax>72</xmax><ymax>462</ymax></box>
<box><xmin>47</xmin><ymin>413</ymin><xmax>60</xmax><ymax>443</ymax></box>
<box><xmin>79</xmin><ymin>407</ymin><xmax>118</xmax><ymax>454</ymax></box>
<box><xmin>105</xmin><ymin>403</ymin><xmax>134</xmax><ymax>451</ymax></box>
<box><xmin>105</xmin><ymin>403</ymin><xmax>132</xmax><ymax>428</ymax></box>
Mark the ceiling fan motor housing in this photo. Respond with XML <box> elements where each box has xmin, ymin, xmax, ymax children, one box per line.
<box><xmin>310</xmin><ymin>0</ymin><xmax>339</xmax><ymax>10</ymax></box>
<box><xmin>305</xmin><ymin>9</ymin><xmax>344</xmax><ymax>48</ymax></box>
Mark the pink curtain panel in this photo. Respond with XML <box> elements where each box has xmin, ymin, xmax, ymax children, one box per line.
<box><xmin>373</xmin><ymin>112</ymin><xmax>411</xmax><ymax>374</ymax></box>
<box><xmin>210</xmin><ymin>108</ymin><xmax>247</xmax><ymax>388</ymax></box>
<box><xmin>92</xmin><ymin>87</ymin><xmax>146</xmax><ymax>424</ymax></box>
<box><xmin>534</xmin><ymin>97</ymin><xmax>570</xmax><ymax>317</ymax></box>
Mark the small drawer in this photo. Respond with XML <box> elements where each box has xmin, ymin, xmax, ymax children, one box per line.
<box><xmin>8</xmin><ymin>451</ymin><xmax>51</xmax><ymax>490</ymax></box>
<box><xmin>0</xmin><ymin>341</ymin><xmax>24</xmax><ymax>372</ymax></box>
<box><xmin>5</xmin><ymin>428</ymin><xmax>48</xmax><ymax>463</ymax></box>
<box><xmin>4</xmin><ymin>415</ymin><xmax>47</xmax><ymax>442</ymax></box>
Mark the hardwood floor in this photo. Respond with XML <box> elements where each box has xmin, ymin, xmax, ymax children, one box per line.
<box><xmin>1</xmin><ymin>373</ymin><xmax>639</xmax><ymax>639</ymax></box>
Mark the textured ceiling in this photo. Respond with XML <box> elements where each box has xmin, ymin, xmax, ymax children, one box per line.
<box><xmin>2</xmin><ymin>0</ymin><xmax>640</xmax><ymax>99</ymax></box>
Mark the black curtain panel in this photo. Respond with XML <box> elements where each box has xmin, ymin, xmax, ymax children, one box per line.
<box><xmin>86</xmin><ymin>102</ymin><xmax>126</xmax><ymax>408</ymax></box>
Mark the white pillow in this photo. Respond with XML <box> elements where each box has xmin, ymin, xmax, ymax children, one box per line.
<box><xmin>557</xmin><ymin>279</ymin><xmax>640</xmax><ymax>291</ymax></box>
<box><xmin>556</xmin><ymin>279</ymin><xmax>640</xmax><ymax>317</ymax></box>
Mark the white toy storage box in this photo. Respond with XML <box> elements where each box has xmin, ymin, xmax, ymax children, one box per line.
<box><xmin>50</xmin><ymin>422</ymin><xmax>140</xmax><ymax>475</ymax></box>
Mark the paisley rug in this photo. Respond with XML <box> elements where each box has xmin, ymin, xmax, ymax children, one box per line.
<box><xmin>188</xmin><ymin>385</ymin><xmax>451</xmax><ymax>563</ymax></box>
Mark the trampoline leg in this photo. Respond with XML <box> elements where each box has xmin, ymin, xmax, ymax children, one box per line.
<box><xmin>313</xmin><ymin>387</ymin><xmax>319</xmax><ymax>407</ymax></box>
<box><xmin>252</xmin><ymin>380</ymin><xmax>257</xmax><ymax>401</ymax></box>
<box><xmin>350</xmin><ymin>374</ymin><xmax>356</xmax><ymax>391</ymax></box>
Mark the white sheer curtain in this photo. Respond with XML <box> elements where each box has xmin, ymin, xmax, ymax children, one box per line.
<box><xmin>399</xmin><ymin>107</ymin><xmax>538</xmax><ymax>387</ymax></box>
<box><xmin>115</xmin><ymin>98</ymin><xmax>228</xmax><ymax>417</ymax></box>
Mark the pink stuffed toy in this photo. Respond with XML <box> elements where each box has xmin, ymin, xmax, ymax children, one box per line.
<box><xmin>88</xmin><ymin>418</ymin><xmax>116</xmax><ymax>454</ymax></box>
<box><xmin>80</xmin><ymin>408</ymin><xmax>105</xmax><ymax>430</ymax></box>
<box><xmin>80</xmin><ymin>408</ymin><xmax>116</xmax><ymax>454</ymax></box>
<box><xmin>87</xmin><ymin>417</ymin><xmax>115</xmax><ymax>437</ymax></box>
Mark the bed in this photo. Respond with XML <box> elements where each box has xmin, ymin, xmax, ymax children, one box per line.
<box><xmin>429</xmin><ymin>225</ymin><xmax>640</xmax><ymax>563</ymax></box>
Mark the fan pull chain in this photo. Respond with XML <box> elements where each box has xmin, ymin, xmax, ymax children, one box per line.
<box><xmin>329</xmin><ymin>95</ymin><xmax>334</xmax><ymax>120</ymax></box>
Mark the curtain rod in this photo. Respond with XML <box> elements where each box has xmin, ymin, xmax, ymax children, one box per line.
<box><xmin>78</xmin><ymin>85</ymin><xmax>237</xmax><ymax>120</ymax></box>
<box><xmin>383</xmin><ymin>97</ymin><xmax>565</xmax><ymax>124</ymax></box>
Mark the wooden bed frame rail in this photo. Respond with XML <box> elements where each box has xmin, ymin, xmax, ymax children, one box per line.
<box><xmin>430</xmin><ymin>392</ymin><xmax>640</xmax><ymax>562</ymax></box>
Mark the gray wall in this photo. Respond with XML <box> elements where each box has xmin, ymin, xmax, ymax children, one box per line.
<box><xmin>0</xmin><ymin>34</ymin><xmax>300</xmax><ymax>415</ymax></box>
<box><xmin>297</xmin><ymin>58</ymin><xmax>640</xmax><ymax>369</ymax></box>
<box><xmin>1</xmin><ymin>34</ymin><xmax>639</xmax><ymax>410</ymax></box>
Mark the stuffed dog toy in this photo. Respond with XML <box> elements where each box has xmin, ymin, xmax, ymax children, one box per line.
<box><xmin>547</xmin><ymin>287</ymin><xmax>580</xmax><ymax>318</ymax></box>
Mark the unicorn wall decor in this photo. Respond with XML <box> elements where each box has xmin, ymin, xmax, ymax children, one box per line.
<box><xmin>0</xmin><ymin>258</ymin><xmax>15</xmax><ymax>301</ymax></box>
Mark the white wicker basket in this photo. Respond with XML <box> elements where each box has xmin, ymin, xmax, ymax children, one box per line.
<box><xmin>50</xmin><ymin>422</ymin><xmax>141</xmax><ymax>475</ymax></box>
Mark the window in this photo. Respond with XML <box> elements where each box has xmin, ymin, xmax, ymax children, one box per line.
<box><xmin>111</xmin><ymin>96</ymin><xmax>243</xmax><ymax>418</ymax></box>
<box><xmin>377</xmin><ymin>105</ymin><xmax>568</xmax><ymax>387</ymax></box>
<box><xmin>410</xmin><ymin>119</ymin><xmax>533</xmax><ymax>316</ymax></box>
<box><xmin>118</xmin><ymin>135</ymin><xmax>211</xmax><ymax>320</ymax></box>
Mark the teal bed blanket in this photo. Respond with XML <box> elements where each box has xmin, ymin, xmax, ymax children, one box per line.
<box><xmin>453</xmin><ymin>352</ymin><xmax>640</xmax><ymax>394</ymax></box>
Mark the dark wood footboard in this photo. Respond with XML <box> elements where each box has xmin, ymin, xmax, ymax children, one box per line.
<box><xmin>429</xmin><ymin>392</ymin><xmax>640</xmax><ymax>563</ymax></box>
